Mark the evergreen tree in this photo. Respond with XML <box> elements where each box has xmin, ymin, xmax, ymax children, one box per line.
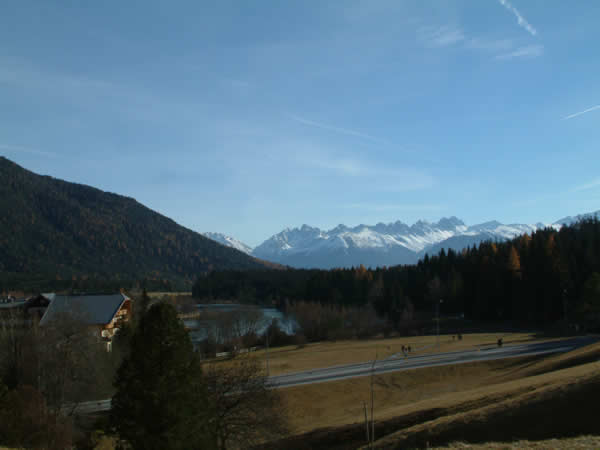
<box><xmin>580</xmin><ymin>272</ymin><xmax>600</xmax><ymax>318</ymax></box>
<box><xmin>111</xmin><ymin>302</ymin><xmax>211</xmax><ymax>449</ymax></box>
<box><xmin>192</xmin><ymin>220</ymin><xmax>600</xmax><ymax>327</ymax></box>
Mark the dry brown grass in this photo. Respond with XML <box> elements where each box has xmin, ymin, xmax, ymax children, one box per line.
<box><xmin>273</xmin><ymin>335</ymin><xmax>589</xmax><ymax>435</ymax></box>
<box><xmin>146</xmin><ymin>291</ymin><xmax>192</xmax><ymax>297</ymax></box>
<box><xmin>258</xmin><ymin>340</ymin><xmax>600</xmax><ymax>450</ymax></box>
<box><xmin>222</xmin><ymin>332</ymin><xmax>542</xmax><ymax>376</ymax></box>
<box><xmin>280</xmin><ymin>357</ymin><xmax>536</xmax><ymax>434</ymax></box>
<box><xmin>435</xmin><ymin>435</ymin><xmax>600</xmax><ymax>449</ymax></box>
<box><xmin>488</xmin><ymin>336</ymin><xmax>600</xmax><ymax>381</ymax></box>
<box><xmin>366</xmin><ymin>342</ymin><xmax>600</xmax><ymax>449</ymax></box>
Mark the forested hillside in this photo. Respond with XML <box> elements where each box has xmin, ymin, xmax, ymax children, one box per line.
<box><xmin>193</xmin><ymin>219</ymin><xmax>600</xmax><ymax>327</ymax></box>
<box><xmin>0</xmin><ymin>157</ymin><xmax>271</xmax><ymax>291</ymax></box>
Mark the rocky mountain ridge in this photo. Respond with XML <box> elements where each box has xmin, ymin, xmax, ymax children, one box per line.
<box><xmin>206</xmin><ymin>211</ymin><xmax>600</xmax><ymax>269</ymax></box>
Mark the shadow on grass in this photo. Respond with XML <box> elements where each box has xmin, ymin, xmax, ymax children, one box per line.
<box><xmin>526</xmin><ymin>350</ymin><xmax>600</xmax><ymax>377</ymax></box>
<box><xmin>487</xmin><ymin>355</ymin><xmax>547</xmax><ymax>378</ymax></box>
<box><xmin>388</xmin><ymin>374</ymin><xmax>600</xmax><ymax>449</ymax></box>
<box><xmin>253</xmin><ymin>388</ymin><xmax>534</xmax><ymax>450</ymax></box>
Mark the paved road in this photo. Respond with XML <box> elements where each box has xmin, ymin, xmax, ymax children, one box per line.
<box><xmin>268</xmin><ymin>336</ymin><xmax>597</xmax><ymax>389</ymax></box>
<box><xmin>71</xmin><ymin>336</ymin><xmax>596</xmax><ymax>413</ymax></box>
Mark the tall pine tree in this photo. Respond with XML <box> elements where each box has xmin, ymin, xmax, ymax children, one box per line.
<box><xmin>111</xmin><ymin>302</ymin><xmax>212</xmax><ymax>449</ymax></box>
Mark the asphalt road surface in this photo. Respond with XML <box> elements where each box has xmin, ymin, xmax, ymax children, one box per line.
<box><xmin>268</xmin><ymin>336</ymin><xmax>597</xmax><ymax>389</ymax></box>
<box><xmin>72</xmin><ymin>336</ymin><xmax>596</xmax><ymax>413</ymax></box>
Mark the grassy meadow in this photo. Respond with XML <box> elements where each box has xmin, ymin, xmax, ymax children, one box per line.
<box><xmin>225</xmin><ymin>332</ymin><xmax>547</xmax><ymax>376</ymax></box>
<box><xmin>258</xmin><ymin>337</ymin><xmax>600</xmax><ymax>449</ymax></box>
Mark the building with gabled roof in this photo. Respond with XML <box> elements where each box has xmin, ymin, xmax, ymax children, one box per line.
<box><xmin>40</xmin><ymin>293</ymin><xmax>132</xmax><ymax>350</ymax></box>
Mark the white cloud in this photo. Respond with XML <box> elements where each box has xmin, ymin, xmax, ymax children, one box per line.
<box><xmin>573</xmin><ymin>178</ymin><xmax>600</xmax><ymax>192</ymax></box>
<box><xmin>498</xmin><ymin>0</ymin><xmax>538</xmax><ymax>36</ymax></box>
<box><xmin>0</xmin><ymin>144</ymin><xmax>59</xmax><ymax>158</ymax></box>
<box><xmin>289</xmin><ymin>115</ymin><xmax>386</xmax><ymax>144</ymax></box>
<box><xmin>418</xmin><ymin>25</ymin><xmax>465</xmax><ymax>48</ymax></box>
<box><xmin>563</xmin><ymin>104</ymin><xmax>600</xmax><ymax>120</ymax></box>
<box><xmin>496</xmin><ymin>44</ymin><xmax>543</xmax><ymax>60</ymax></box>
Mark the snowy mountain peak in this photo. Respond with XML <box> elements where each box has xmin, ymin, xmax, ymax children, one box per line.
<box><xmin>253</xmin><ymin>216</ymin><xmax>479</xmax><ymax>263</ymax></box>
<box><xmin>331</xmin><ymin>224</ymin><xmax>350</xmax><ymax>233</ymax></box>
<box><xmin>468</xmin><ymin>220</ymin><xmax>503</xmax><ymax>233</ymax></box>
<box><xmin>300</xmin><ymin>224</ymin><xmax>319</xmax><ymax>232</ymax></box>
<box><xmin>250</xmin><ymin>212</ymin><xmax>598</xmax><ymax>269</ymax></box>
<box><xmin>203</xmin><ymin>232</ymin><xmax>253</xmax><ymax>255</ymax></box>
<box><xmin>554</xmin><ymin>210</ymin><xmax>600</xmax><ymax>226</ymax></box>
<box><xmin>436</xmin><ymin>216</ymin><xmax>466</xmax><ymax>230</ymax></box>
<box><xmin>207</xmin><ymin>210</ymin><xmax>598</xmax><ymax>270</ymax></box>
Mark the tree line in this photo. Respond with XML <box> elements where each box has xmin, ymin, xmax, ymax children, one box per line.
<box><xmin>193</xmin><ymin>219</ymin><xmax>600</xmax><ymax>330</ymax></box>
<box><xmin>0</xmin><ymin>156</ymin><xmax>268</xmax><ymax>293</ymax></box>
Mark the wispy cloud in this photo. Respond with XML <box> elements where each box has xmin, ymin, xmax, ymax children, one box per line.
<box><xmin>289</xmin><ymin>115</ymin><xmax>386</xmax><ymax>144</ymax></box>
<box><xmin>343</xmin><ymin>203</ymin><xmax>443</xmax><ymax>212</ymax></box>
<box><xmin>0</xmin><ymin>62</ymin><xmax>113</xmax><ymax>94</ymax></box>
<box><xmin>0</xmin><ymin>144</ymin><xmax>59</xmax><ymax>158</ymax></box>
<box><xmin>498</xmin><ymin>0</ymin><xmax>538</xmax><ymax>36</ymax></box>
<box><xmin>303</xmin><ymin>153</ymin><xmax>435</xmax><ymax>191</ymax></box>
<box><xmin>573</xmin><ymin>178</ymin><xmax>600</xmax><ymax>192</ymax></box>
<box><xmin>0</xmin><ymin>59</ymin><xmax>205</xmax><ymax>125</ymax></box>
<box><xmin>418</xmin><ymin>25</ymin><xmax>465</xmax><ymax>48</ymax></box>
<box><xmin>496</xmin><ymin>44</ymin><xmax>543</xmax><ymax>60</ymax></box>
<box><xmin>562</xmin><ymin>104</ymin><xmax>600</xmax><ymax>120</ymax></box>
<box><xmin>310</xmin><ymin>157</ymin><xmax>365</xmax><ymax>176</ymax></box>
<box><xmin>464</xmin><ymin>38</ymin><xmax>513</xmax><ymax>52</ymax></box>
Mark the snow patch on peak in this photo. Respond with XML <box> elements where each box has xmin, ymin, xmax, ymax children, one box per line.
<box><xmin>203</xmin><ymin>232</ymin><xmax>253</xmax><ymax>255</ymax></box>
<box><xmin>250</xmin><ymin>211</ymin><xmax>598</xmax><ymax>269</ymax></box>
<box><xmin>436</xmin><ymin>216</ymin><xmax>466</xmax><ymax>230</ymax></box>
<box><xmin>554</xmin><ymin>210</ymin><xmax>600</xmax><ymax>226</ymax></box>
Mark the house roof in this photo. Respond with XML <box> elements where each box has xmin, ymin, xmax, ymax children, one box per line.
<box><xmin>39</xmin><ymin>293</ymin><xmax>129</xmax><ymax>326</ymax></box>
<box><xmin>41</xmin><ymin>293</ymin><xmax>56</xmax><ymax>302</ymax></box>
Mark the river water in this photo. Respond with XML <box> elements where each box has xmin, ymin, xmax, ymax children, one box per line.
<box><xmin>184</xmin><ymin>303</ymin><xmax>296</xmax><ymax>343</ymax></box>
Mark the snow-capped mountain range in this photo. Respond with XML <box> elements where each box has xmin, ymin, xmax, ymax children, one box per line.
<box><xmin>204</xmin><ymin>210</ymin><xmax>599</xmax><ymax>269</ymax></box>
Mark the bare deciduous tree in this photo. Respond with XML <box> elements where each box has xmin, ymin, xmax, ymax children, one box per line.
<box><xmin>204</xmin><ymin>357</ymin><xmax>288</xmax><ymax>449</ymax></box>
<box><xmin>0</xmin><ymin>309</ymin><xmax>114</xmax><ymax>449</ymax></box>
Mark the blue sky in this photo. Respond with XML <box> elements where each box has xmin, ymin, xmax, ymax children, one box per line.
<box><xmin>1</xmin><ymin>0</ymin><xmax>599</xmax><ymax>247</ymax></box>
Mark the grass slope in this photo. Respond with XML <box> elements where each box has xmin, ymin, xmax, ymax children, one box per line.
<box><xmin>369</xmin><ymin>341</ymin><xmax>600</xmax><ymax>449</ymax></box>
<box><xmin>435</xmin><ymin>436</ymin><xmax>600</xmax><ymax>449</ymax></box>
<box><xmin>225</xmin><ymin>333</ymin><xmax>539</xmax><ymax>376</ymax></box>
<box><xmin>258</xmin><ymin>338</ymin><xmax>600</xmax><ymax>450</ymax></box>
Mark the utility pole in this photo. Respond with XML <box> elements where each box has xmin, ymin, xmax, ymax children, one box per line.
<box><xmin>436</xmin><ymin>299</ymin><xmax>443</xmax><ymax>350</ymax></box>
<box><xmin>363</xmin><ymin>401</ymin><xmax>370</xmax><ymax>445</ymax></box>
<box><xmin>369</xmin><ymin>352</ymin><xmax>377</xmax><ymax>449</ymax></box>
<box><xmin>265</xmin><ymin>327</ymin><xmax>270</xmax><ymax>377</ymax></box>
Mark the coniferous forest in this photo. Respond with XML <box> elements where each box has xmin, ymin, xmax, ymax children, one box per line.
<box><xmin>193</xmin><ymin>219</ymin><xmax>600</xmax><ymax>328</ymax></box>
<box><xmin>0</xmin><ymin>157</ymin><xmax>274</xmax><ymax>292</ymax></box>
